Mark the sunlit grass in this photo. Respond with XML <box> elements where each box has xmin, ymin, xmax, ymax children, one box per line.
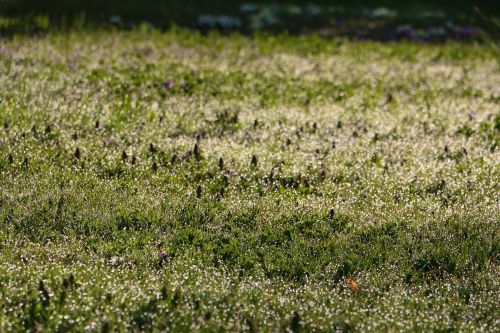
<box><xmin>0</xmin><ymin>29</ymin><xmax>499</xmax><ymax>332</ymax></box>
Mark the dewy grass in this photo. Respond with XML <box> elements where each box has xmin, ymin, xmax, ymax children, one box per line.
<box><xmin>0</xmin><ymin>29</ymin><xmax>499</xmax><ymax>332</ymax></box>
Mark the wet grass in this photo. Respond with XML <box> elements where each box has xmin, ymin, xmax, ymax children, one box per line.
<box><xmin>0</xmin><ymin>29</ymin><xmax>499</xmax><ymax>331</ymax></box>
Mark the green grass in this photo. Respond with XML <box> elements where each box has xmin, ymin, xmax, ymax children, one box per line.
<box><xmin>0</xmin><ymin>29</ymin><xmax>499</xmax><ymax>332</ymax></box>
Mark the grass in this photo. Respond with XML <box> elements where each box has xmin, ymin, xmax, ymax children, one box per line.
<box><xmin>0</xmin><ymin>29</ymin><xmax>499</xmax><ymax>332</ymax></box>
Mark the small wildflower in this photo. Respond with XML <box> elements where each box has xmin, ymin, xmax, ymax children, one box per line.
<box><xmin>163</xmin><ymin>79</ymin><xmax>174</xmax><ymax>89</ymax></box>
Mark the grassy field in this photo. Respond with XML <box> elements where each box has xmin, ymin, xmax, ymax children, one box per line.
<box><xmin>0</xmin><ymin>29</ymin><xmax>499</xmax><ymax>331</ymax></box>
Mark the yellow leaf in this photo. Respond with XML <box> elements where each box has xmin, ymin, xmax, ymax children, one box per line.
<box><xmin>347</xmin><ymin>277</ymin><xmax>359</xmax><ymax>291</ymax></box>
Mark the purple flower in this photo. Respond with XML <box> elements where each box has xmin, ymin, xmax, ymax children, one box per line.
<box><xmin>357</xmin><ymin>34</ymin><xmax>368</xmax><ymax>41</ymax></box>
<box><xmin>396</xmin><ymin>25</ymin><xmax>414</xmax><ymax>40</ymax></box>
<box><xmin>163</xmin><ymin>80</ymin><xmax>174</xmax><ymax>89</ymax></box>
<box><xmin>455</xmin><ymin>26</ymin><xmax>473</xmax><ymax>38</ymax></box>
<box><xmin>159</xmin><ymin>251</ymin><xmax>167</xmax><ymax>259</ymax></box>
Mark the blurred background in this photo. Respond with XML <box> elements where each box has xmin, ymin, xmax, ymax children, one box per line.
<box><xmin>0</xmin><ymin>0</ymin><xmax>498</xmax><ymax>41</ymax></box>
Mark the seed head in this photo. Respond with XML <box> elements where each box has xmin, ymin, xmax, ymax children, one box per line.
<box><xmin>193</xmin><ymin>143</ymin><xmax>201</xmax><ymax>161</ymax></box>
<box><xmin>251</xmin><ymin>155</ymin><xmax>258</xmax><ymax>167</ymax></box>
<box><xmin>218</xmin><ymin>157</ymin><xmax>224</xmax><ymax>171</ymax></box>
<box><xmin>74</xmin><ymin>147</ymin><xmax>81</xmax><ymax>159</ymax></box>
<box><xmin>290</xmin><ymin>311</ymin><xmax>301</xmax><ymax>333</ymax></box>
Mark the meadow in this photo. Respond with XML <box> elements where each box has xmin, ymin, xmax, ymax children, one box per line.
<box><xmin>0</xmin><ymin>28</ymin><xmax>499</xmax><ymax>331</ymax></box>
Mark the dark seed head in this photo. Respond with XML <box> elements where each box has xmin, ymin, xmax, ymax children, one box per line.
<box><xmin>246</xmin><ymin>317</ymin><xmax>258</xmax><ymax>333</ymax></box>
<box><xmin>68</xmin><ymin>273</ymin><xmax>75</xmax><ymax>286</ymax></box>
<box><xmin>62</xmin><ymin>277</ymin><xmax>70</xmax><ymax>289</ymax></box>
<box><xmin>121</xmin><ymin>150</ymin><xmax>128</xmax><ymax>161</ymax></box>
<box><xmin>193</xmin><ymin>143</ymin><xmax>201</xmax><ymax>161</ymax></box>
<box><xmin>8</xmin><ymin>153</ymin><xmax>13</xmax><ymax>164</ymax></box>
<box><xmin>251</xmin><ymin>155</ymin><xmax>258</xmax><ymax>167</ymax></box>
<box><xmin>101</xmin><ymin>321</ymin><xmax>110</xmax><ymax>333</ymax></box>
<box><xmin>386</xmin><ymin>93</ymin><xmax>394</xmax><ymax>103</ymax></box>
<box><xmin>38</xmin><ymin>280</ymin><xmax>50</xmax><ymax>305</ymax></box>
<box><xmin>149</xmin><ymin>143</ymin><xmax>157</xmax><ymax>153</ymax></box>
<box><xmin>328</xmin><ymin>208</ymin><xmax>335</xmax><ymax>219</ymax></box>
<box><xmin>72</xmin><ymin>132</ymin><xmax>78</xmax><ymax>140</ymax></box>
<box><xmin>74</xmin><ymin>147</ymin><xmax>81</xmax><ymax>159</ymax></box>
<box><xmin>253</xmin><ymin>119</ymin><xmax>258</xmax><ymax>129</ymax></box>
<box><xmin>218</xmin><ymin>157</ymin><xmax>224</xmax><ymax>171</ymax></box>
<box><xmin>131</xmin><ymin>155</ymin><xmax>137</xmax><ymax>165</ymax></box>
<box><xmin>196</xmin><ymin>185</ymin><xmax>202</xmax><ymax>198</ymax></box>
<box><xmin>290</xmin><ymin>311</ymin><xmax>301</xmax><ymax>333</ymax></box>
<box><xmin>152</xmin><ymin>162</ymin><xmax>158</xmax><ymax>171</ymax></box>
<box><xmin>170</xmin><ymin>154</ymin><xmax>177</xmax><ymax>164</ymax></box>
<box><xmin>22</xmin><ymin>157</ymin><xmax>28</xmax><ymax>168</ymax></box>
<box><xmin>95</xmin><ymin>120</ymin><xmax>100</xmax><ymax>129</ymax></box>
<box><xmin>3</xmin><ymin>121</ymin><xmax>8</xmax><ymax>129</ymax></box>
<box><xmin>45</xmin><ymin>125</ymin><xmax>51</xmax><ymax>134</ymax></box>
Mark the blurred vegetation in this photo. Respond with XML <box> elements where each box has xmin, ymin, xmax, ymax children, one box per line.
<box><xmin>0</xmin><ymin>0</ymin><xmax>498</xmax><ymax>40</ymax></box>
